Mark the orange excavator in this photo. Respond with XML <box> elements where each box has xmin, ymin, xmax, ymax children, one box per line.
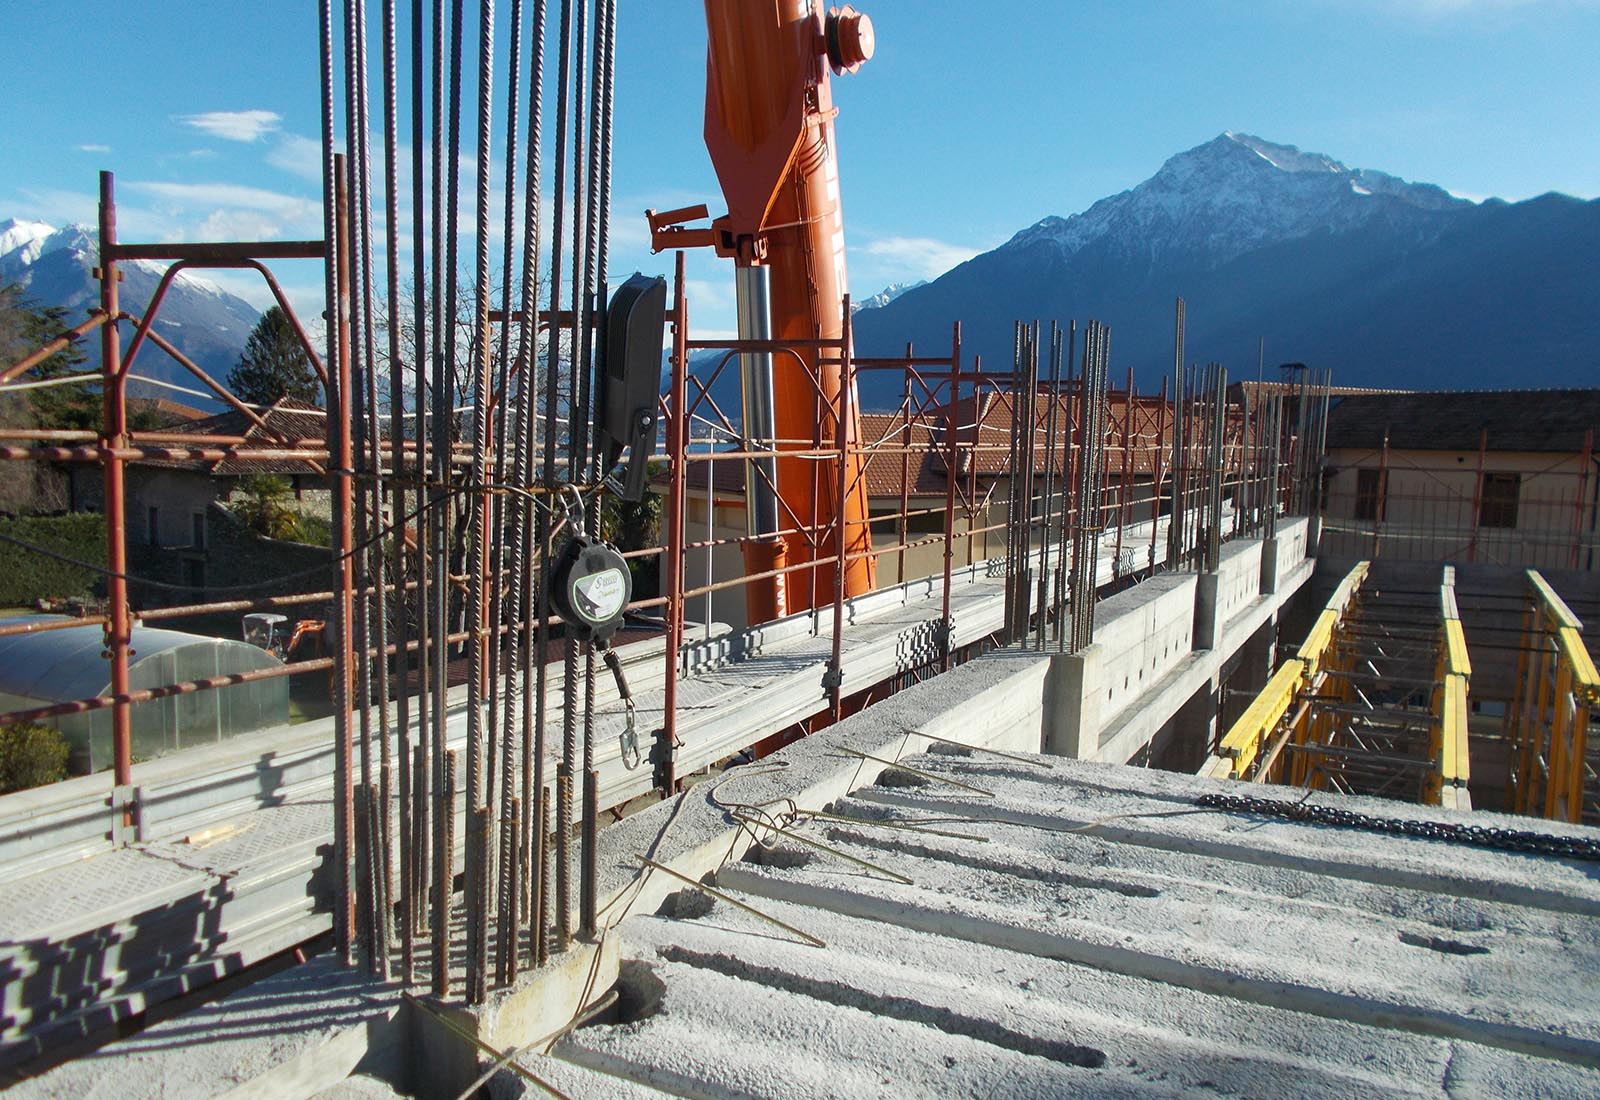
<box><xmin>650</xmin><ymin>1</ymin><xmax>879</xmax><ymax>625</ymax></box>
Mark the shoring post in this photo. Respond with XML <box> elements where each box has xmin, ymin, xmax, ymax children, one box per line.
<box><xmin>827</xmin><ymin>299</ymin><xmax>853</xmax><ymax>722</ymax></box>
<box><xmin>660</xmin><ymin>252</ymin><xmax>688</xmax><ymax>794</ymax></box>
<box><xmin>940</xmin><ymin>325</ymin><xmax>961</xmax><ymax>671</ymax></box>
<box><xmin>331</xmin><ymin>157</ymin><xmax>358</xmax><ymax>963</ymax></box>
<box><xmin>97</xmin><ymin>173</ymin><xmax>134</xmax><ymax>835</ymax></box>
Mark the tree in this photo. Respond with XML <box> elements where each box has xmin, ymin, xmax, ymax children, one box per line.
<box><xmin>229</xmin><ymin>474</ymin><xmax>301</xmax><ymax>540</ymax></box>
<box><xmin>0</xmin><ymin>281</ymin><xmax>92</xmax><ymax>429</ymax></box>
<box><xmin>0</xmin><ymin>721</ymin><xmax>71</xmax><ymax>792</ymax></box>
<box><xmin>227</xmin><ymin>306</ymin><xmax>321</xmax><ymax>407</ymax></box>
<box><xmin>0</xmin><ymin>281</ymin><xmax>91</xmax><ymax>513</ymax></box>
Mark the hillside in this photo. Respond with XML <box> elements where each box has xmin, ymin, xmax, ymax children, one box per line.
<box><xmin>851</xmin><ymin>134</ymin><xmax>1599</xmax><ymax>407</ymax></box>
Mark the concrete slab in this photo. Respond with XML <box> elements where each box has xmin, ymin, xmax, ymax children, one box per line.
<box><xmin>540</xmin><ymin>754</ymin><xmax>1600</xmax><ymax>1098</ymax></box>
<box><xmin>5</xmin><ymin>955</ymin><xmax>399</xmax><ymax>1100</ymax></box>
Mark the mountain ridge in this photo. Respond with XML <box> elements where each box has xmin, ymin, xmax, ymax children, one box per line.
<box><xmin>852</xmin><ymin>133</ymin><xmax>1597</xmax><ymax>406</ymax></box>
<box><xmin>1</xmin><ymin>218</ymin><xmax>261</xmax><ymax>407</ymax></box>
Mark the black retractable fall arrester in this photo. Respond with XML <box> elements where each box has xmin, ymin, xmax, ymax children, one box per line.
<box><xmin>548</xmin><ymin>490</ymin><xmax>632</xmax><ymax>645</ymax></box>
<box><xmin>548</xmin><ymin>488</ymin><xmax>642</xmax><ymax>768</ymax></box>
<box><xmin>544</xmin><ymin>273</ymin><xmax>669</xmax><ymax>770</ymax></box>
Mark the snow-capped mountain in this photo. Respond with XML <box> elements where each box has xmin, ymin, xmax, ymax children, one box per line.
<box><xmin>852</xmin><ymin>280</ymin><xmax>926</xmax><ymax>313</ymax></box>
<box><xmin>853</xmin><ymin>133</ymin><xmax>1598</xmax><ymax>401</ymax></box>
<box><xmin>1</xmin><ymin>219</ymin><xmax>262</xmax><ymax>405</ymax></box>
<box><xmin>1006</xmin><ymin>133</ymin><xmax>1465</xmax><ymax>265</ymax></box>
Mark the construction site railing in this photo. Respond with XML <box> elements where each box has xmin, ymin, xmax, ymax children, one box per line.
<box><xmin>1507</xmin><ymin>569</ymin><xmax>1600</xmax><ymax>823</ymax></box>
<box><xmin>1204</xmin><ymin>559</ymin><xmax>1370</xmax><ymax>780</ymax></box>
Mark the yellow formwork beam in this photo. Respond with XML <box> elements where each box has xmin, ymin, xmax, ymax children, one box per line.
<box><xmin>1510</xmin><ymin>571</ymin><xmax>1598</xmax><ymax>824</ymax></box>
<box><xmin>1205</xmin><ymin>561</ymin><xmax>1371</xmax><ymax>784</ymax></box>
<box><xmin>1218</xmin><ymin>658</ymin><xmax>1307</xmax><ymax>779</ymax></box>
<box><xmin>1297</xmin><ymin>610</ymin><xmax>1339</xmax><ymax>677</ymax></box>
<box><xmin>1529</xmin><ymin>570</ymin><xmax>1583</xmax><ymax>630</ymax></box>
<box><xmin>1441</xmin><ymin>674</ymin><xmax>1470</xmax><ymax>789</ymax></box>
<box><xmin>1556</xmin><ymin>626</ymin><xmax>1600</xmax><ymax>703</ymax></box>
<box><xmin>1443</xmin><ymin>619</ymin><xmax>1472</xmax><ymax>679</ymax></box>
<box><xmin>1298</xmin><ymin>561</ymin><xmax>1371</xmax><ymax>679</ymax></box>
<box><xmin>1432</xmin><ymin>566</ymin><xmax>1472</xmax><ymax>809</ymax></box>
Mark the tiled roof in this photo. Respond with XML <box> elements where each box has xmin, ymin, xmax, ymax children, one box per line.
<box><xmin>1228</xmin><ymin>379</ymin><xmax>1399</xmax><ymax>412</ymax></box>
<box><xmin>665</xmin><ymin>390</ymin><xmax>1260</xmax><ymax>502</ymax></box>
<box><xmin>126</xmin><ymin>397</ymin><xmax>210</xmax><ymax>425</ymax></box>
<box><xmin>140</xmin><ymin>396</ymin><xmax>327</xmax><ymax>477</ymax></box>
<box><xmin>1325</xmin><ymin>389</ymin><xmax>1600</xmax><ymax>454</ymax></box>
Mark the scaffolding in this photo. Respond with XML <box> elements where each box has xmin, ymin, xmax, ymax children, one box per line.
<box><xmin>1207</xmin><ymin>561</ymin><xmax>1474</xmax><ymax>808</ymax></box>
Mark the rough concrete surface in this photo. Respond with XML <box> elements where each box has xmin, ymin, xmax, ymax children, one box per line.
<box><xmin>526</xmin><ymin>749</ymin><xmax>1600</xmax><ymax>1099</ymax></box>
<box><xmin>6</xmin><ymin>954</ymin><xmax>398</xmax><ymax>1100</ymax></box>
<box><xmin>308</xmin><ymin>1073</ymin><xmax>407</xmax><ymax>1099</ymax></box>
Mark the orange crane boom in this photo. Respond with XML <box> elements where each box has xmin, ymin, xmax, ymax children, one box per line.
<box><xmin>653</xmin><ymin>1</ymin><xmax>878</xmax><ymax>623</ymax></box>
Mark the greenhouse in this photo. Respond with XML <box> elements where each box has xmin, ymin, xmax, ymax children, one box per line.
<box><xmin>0</xmin><ymin>618</ymin><xmax>289</xmax><ymax>773</ymax></box>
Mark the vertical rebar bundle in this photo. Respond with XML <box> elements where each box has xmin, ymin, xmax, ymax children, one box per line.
<box><xmin>314</xmin><ymin>0</ymin><xmax>615</xmax><ymax>1001</ymax></box>
<box><xmin>1067</xmin><ymin>321</ymin><xmax>1110</xmax><ymax>653</ymax></box>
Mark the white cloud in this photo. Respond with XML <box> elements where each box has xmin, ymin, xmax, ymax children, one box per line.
<box><xmin>198</xmin><ymin>209</ymin><xmax>284</xmax><ymax>241</ymax></box>
<box><xmin>179</xmin><ymin>109</ymin><xmax>282</xmax><ymax>143</ymax></box>
<box><xmin>860</xmin><ymin>235</ymin><xmax>982</xmax><ymax>281</ymax></box>
<box><xmin>130</xmin><ymin>180</ymin><xmax>319</xmax><ymax>218</ymax></box>
<box><xmin>124</xmin><ymin>179</ymin><xmax>323</xmax><ymax>245</ymax></box>
<box><xmin>76</xmin><ymin>143</ymin><xmax>111</xmax><ymax>154</ymax></box>
<box><xmin>268</xmin><ymin>134</ymin><xmax>325</xmax><ymax>182</ymax></box>
<box><xmin>6</xmin><ymin>186</ymin><xmax>98</xmax><ymax>227</ymax></box>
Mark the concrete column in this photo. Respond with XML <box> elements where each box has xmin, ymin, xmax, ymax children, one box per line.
<box><xmin>1260</xmin><ymin>537</ymin><xmax>1279</xmax><ymax>595</ymax></box>
<box><xmin>1043</xmin><ymin>646</ymin><xmax>1103</xmax><ymax>759</ymax></box>
<box><xmin>1167</xmin><ymin>672</ymin><xmax>1222</xmax><ymax>770</ymax></box>
<box><xmin>1194</xmin><ymin>572</ymin><xmax>1221</xmax><ymax>652</ymax></box>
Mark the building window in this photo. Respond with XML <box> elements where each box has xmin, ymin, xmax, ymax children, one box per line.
<box><xmin>147</xmin><ymin>506</ymin><xmax>160</xmax><ymax>546</ymax></box>
<box><xmin>183</xmin><ymin>558</ymin><xmax>205</xmax><ymax>591</ymax></box>
<box><xmin>1355</xmin><ymin>468</ymin><xmax>1386</xmax><ymax>521</ymax></box>
<box><xmin>192</xmin><ymin>511</ymin><xmax>206</xmax><ymax>549</ymax></box>
<box><xmin>1479</xmin><ymin>473</ymin><xmax>1521</xmax><ymax>529</ymax></box>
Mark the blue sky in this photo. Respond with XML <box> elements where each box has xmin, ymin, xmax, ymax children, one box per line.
<box><xmin>3</xmin><ymin>0</ymin><xmax>1597</xmax><ymax>335</ymax></box>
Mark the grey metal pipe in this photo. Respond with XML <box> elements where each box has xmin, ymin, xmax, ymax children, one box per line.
<box><xmin>736</xmin><ymin>264</ymin><xmax>781</xmax><ymax>539</ymax></box>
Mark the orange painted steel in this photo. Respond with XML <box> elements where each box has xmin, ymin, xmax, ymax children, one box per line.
<box><xmin>697</xmin><ymin>0</ymin><xmax>877</xmax><ymax>616</ymax></box>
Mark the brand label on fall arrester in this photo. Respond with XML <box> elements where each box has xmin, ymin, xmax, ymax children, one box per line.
<box><xmin>573</xmin><ymin>568</ymin><xmax>628</xmax><ymax>624</ymax></box>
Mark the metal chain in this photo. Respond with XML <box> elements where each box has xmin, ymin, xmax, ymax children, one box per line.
<box><xmin>1195</xmin><ymin>791</ymin><xmax>1600</xmax><ymax>862</ymax></box>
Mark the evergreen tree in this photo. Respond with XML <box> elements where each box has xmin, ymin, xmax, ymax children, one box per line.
<box><xmin>0</xmin><ymin>281</ymin><xmax>92</xmax><ymax>430</ymax></box>
<box><xmin>227</xmin><ymin>306</ymin><xmax>321</xmax><ymax>407</ymax></box>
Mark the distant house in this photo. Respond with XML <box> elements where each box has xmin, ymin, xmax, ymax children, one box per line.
<box><xmin>1319</xmin><ymin>389</ymin><xmax>1600</xmax><ymax>570</ymax></box>
<box><xmin>661</xmin><ymin>387</ymin><xmax>1237</xmax><ymax>628</ymax></box>
<box><xmin>68</xmin><ymin>396</ymin><xmax>330</xmax><ymax>600</ymax></box>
